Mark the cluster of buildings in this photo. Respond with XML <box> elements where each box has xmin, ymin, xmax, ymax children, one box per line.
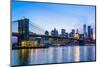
<box><xmin>44</xmin><ymin>24</ymin><xmax>94</xmax><ymax>41</ymax></box>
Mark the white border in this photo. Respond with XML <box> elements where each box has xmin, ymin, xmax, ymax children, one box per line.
<box><xmin>17</xmin><ymin>0</ymin><xmax>96</xmax><ymax>5</ymax></box>
<box><xmin>0</xmin><ymin>0</ymin><xmax>100</xmax><ymax>67</ymax></box>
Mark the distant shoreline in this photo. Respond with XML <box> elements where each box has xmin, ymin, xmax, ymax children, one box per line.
<box><xmin>12</xmin><ymin>44</ymin><xmax>95</xmax><ymax>50</ymax></box>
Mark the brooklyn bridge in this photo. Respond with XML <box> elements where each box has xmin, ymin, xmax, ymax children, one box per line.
<box><xmin>12</xmin><ymin>18</ymin><xmax>95</xmax><ymax>48</ymax></box>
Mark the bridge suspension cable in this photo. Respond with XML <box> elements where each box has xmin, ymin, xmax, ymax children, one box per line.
<box><xmin>29</xmin><ymin>20</ymin><xmax>45</xmax><ymax>33</ymax></box>
<box><xmin>12</xmin><ymin>18</ymin><xmax>45</xmax><ymax>34</ymax></box>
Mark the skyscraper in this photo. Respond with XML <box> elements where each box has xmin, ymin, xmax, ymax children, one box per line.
<box><xmin>88</xmin><ymin>26</ymin><xmax>91</xmax><ymax>39</ymax></box>
<box><xmin>69</xmin><ymin>29</ymin><xmax>75</xmax><ymax>38</ymax></box>
<box><xmin>83</xmin><ymin>24</ymin><xmax>86</xmax><ymax>34</ymax></box>
<box><xmin>51</xmin><ymin>28</ymin><xmax>58</xmax><ymax>36</ymax></box>
<box><xmin>75</xmin><ymin>29</ymin><xmax>80</xmax><ymax>39</ymax></box>
<box><xmin>83</xmin><ymin>24</ymin><xmax>87</xmax><ymax>39</ymax></box>
<box><xmin>72</xmin><ymin>29</ymin><xmax>75</xmax><ymax>38</ymax></box>
<box><xmin>65</xmin><ymin>33</ymin><xmax>68</xmax><ymax>38</ymax></box>
<box><xmin>44</xmin><ymin>30</ymin><xmax>49</xmax><ymax>42</ymax></box>
<box><xmin>88</xmin><ymin>26</ymin><xmax>93</xmax><ymax>40</ymax></box>
<box><xmin>90</xmin><ymin>28</ymin><xmax>93</xmax><ymax>40</ymax></box>
<box><xmin>61</xmin><ymin>29</ymin><xmax>66</xmax><ymax>37</ymax></box>
<box><xmin>76</xmin><ymin>29</ymin><xmax>79</xmax><ymax>34</ymax></box>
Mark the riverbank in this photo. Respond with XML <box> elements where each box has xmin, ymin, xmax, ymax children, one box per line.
<box><xmin>12</xmin><ymin>44</ymin><xmax>95</xmax><ymax>49</ymax></box>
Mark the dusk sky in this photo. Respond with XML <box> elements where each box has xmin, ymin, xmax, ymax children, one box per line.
<box><xmin>12</xmin><ymin>0</ymin><xmax>96</xmax><ymax>36</ymax></box>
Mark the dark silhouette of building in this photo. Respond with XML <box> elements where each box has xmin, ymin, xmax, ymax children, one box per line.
<box><xmin>69</xmin><ymin>32</ymin><xmax>73</xmax><ymax>38</ymax></box>
<box><xmin>72</xmin><ymin>29</ymin><xmax>75</xmax><ymax>38</ymax></box>
<box><xmin>79</xmin><ymin>34</ymin><xmax>84</xmax><ymax>40</ymax></box>
<box><xmin>45</xmin><ymin>30</ymin><xmax>49</xmax><ymax>41</ymax></box>
<box><xmin>50</xmin><ymin>28</ymin><xmax>58</xmax><ymax>43</ymax></box>
<box><xmin>61</xmin><ymin>29</ymin><xmax>66</xmax><ymax>37</ymax></box>
<box><xmin>75</xmin><ymin>29</ymin><xmax>80</xmax><ymax>39</ymax></box>
<box><xmin>18</xmin><ymin>18</ymin><xmax>29</xmax><ymax>46</ymax></box>
<box><xmin>76</xmin><ymin>29</ymin><xmax>79</xmax><ymax>34</ymax></box>
<box><xmin>65</xmin><ymin>32</ymin><xmax>68</xmax><ymax>38</ymax></box>
<box><xmin>88</xmin><ymin>26</ymin><xmax>91</xmax><ymax>40</ymax></box>
<box><xmin>45</xmin><ymin>30</ymin><xmax>49</xmax><ymax>35</ymax></box>
<box><xmin>88</xmin><ymin>26</ymin><xmax>93</xmax><ymax>40</ymax></box>
<box><xmin>51</xmin><ymin>28</ymin><xmax>58</xmax><ymax>37</ymax></box>
<box><xmin>69</xmin><ymin>29</ymin><xmax>75</xmax><ymax>38</ymax></box>
<box><xmin>90</xmin><ymin>28</ymin><xmax>93</xmax><ymax>40</ymax></box>
<box><xmin>83</xmin><ymin>24</ymin><xmax>87</xmax><ymax>39</ymax></box>
<box><xmin>83</xmin><ymin>24</ymin><xmax>86</xmax><ymax>33</ymax></box>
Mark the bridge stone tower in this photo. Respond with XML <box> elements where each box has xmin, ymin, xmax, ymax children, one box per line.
<box><xmin>18</xmin><ymin>18</ymin><xmax>29</xmax><ymax>46</ymax></box>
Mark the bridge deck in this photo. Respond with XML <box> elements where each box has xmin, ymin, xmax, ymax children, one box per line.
<box><xmin>12</xmin><ymin>32</ymin><xmax>79</xmax><ymax>40</ymax></box>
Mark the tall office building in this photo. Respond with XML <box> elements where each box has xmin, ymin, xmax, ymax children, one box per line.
<box><xmin>51</xmin><ymin>28</ymin><xmax>58</xmax><ymax>36</ymax></box>
<box><xmin>79</xmin><ymin>34</ymin><xmax>84</xmax><ymax>40</ymax></box>
<box><xmin>72</xmin><ymin>29</ymin><xmax>75</xmax><ymax>37</ymax></box>
<box><xmin>83</xmin><ymin>24</ymin><xmax>86</xmax><ymax>33</ymax></box>
<box><xmin>65</xmin><ymin>32</ymin><xmax>68</xmax><ymax>38</ymax></box>
<box><xmin>88</xmin><ymin>25</ymin><xmax>94</xmax><ymax>40</ymax></box>
<box><xmin>44</xmin><ymin>30</ymin><xmax>49</xmax><ymax>42</ymax></box>
<box><xmin>75</xmin><ymin>29</ymin><xmax>80</xmax><ymax>39</ymax></box>
<box><xmin>51</xmin><ymin>28</ymin><xmax>58</xmax><ymax>42</ymax></box>
<box><xmin>69</xmin><ymin>29</ymin><xmax>75</xmax><ymax>38</ymax></box>
<box><xmin>76</xmin><ymin>29</ymin><xmax>79</xmax><ymax>34</ymax></box>
<box><xmin>51</xmin><ymin>30</ymin><xmax>54</xmax><ymax>36</ymax></box>
<box><xmin>83</xmin><ymin>24</ymin><xmax>87</xmax><ymax>39</ymax></box>
<box><xmin>88</xmin><ymin>26</ymin><xmax>91</xmax><ymax>39</ymax></box>
<box><xmin>61</xmin><ymin>29</ymin><xmax>66</xmax><ymax>37</ymax></box>
<box><xmin>90</xmin><ymin>28</ymin><xmax>93</xmax><ymax>40</ymax></box>
<box><xmin>18</xmin><ymin>18</ymin><xmax>29</xmax><ymax>45</ymax></box>
<box><xmin>69</xmin><ymin>32</ymin><xmax>72</xmax><ymax>38</ymax></box>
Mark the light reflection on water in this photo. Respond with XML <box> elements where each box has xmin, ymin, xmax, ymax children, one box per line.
<box><xmin>12</xmin><ymin>45</ymin><xmax>96</xmax><ymax>66</ymax></box>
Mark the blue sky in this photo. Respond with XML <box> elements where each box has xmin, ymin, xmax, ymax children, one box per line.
<box><xmin>12</xmin><ymin>1</ymin><xmax>96</xmax><ymax>35</ymax></box>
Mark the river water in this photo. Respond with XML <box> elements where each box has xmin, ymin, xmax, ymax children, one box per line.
<box><xmin>11</xmin><ymin>45</ymin><xmax>96</xmax><ymax>66</ymax></box>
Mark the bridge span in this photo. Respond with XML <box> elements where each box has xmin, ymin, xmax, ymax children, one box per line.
<box><xmin>12</xmin><ymin>32</ymin><xmax>79</xmax><ymax>40</ymax></box>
